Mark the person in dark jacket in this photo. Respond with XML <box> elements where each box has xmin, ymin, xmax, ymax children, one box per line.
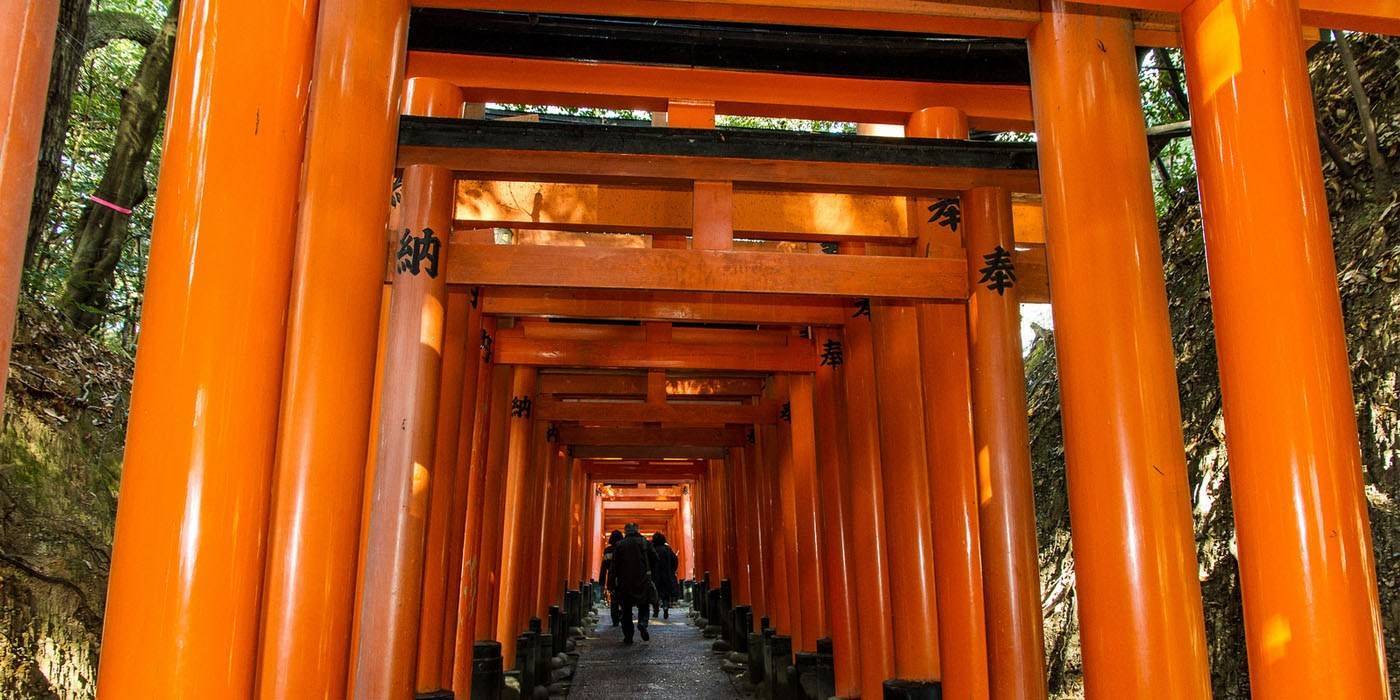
<box><xmin>600</xmin><ymin>530</ymin><xmax>624</xmax><ymax>626</ymax></box>
<box><xmin>651</xmin><ymin>532</ymin><xmax>679</xmax><ymax>619</ymax></box>
<box><xmin>611</xmin><ymin>523</ymin><xmax>658</xmax><ymax>644</ymax></box>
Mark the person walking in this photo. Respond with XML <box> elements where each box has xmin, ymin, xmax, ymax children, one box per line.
<box><xmin>651</xmin><ymin>532</ymin><xmax>679</xmax><ymax>619</ymax></box>
<box><xmin>611</xmin><ymin>523</ymin><xmax>658</xmax><ymax>644</ymax></box>
<box><xmin>600</xmin><ymin>530</ymin><xmax>623</xmax><ymax>626</ymax></box>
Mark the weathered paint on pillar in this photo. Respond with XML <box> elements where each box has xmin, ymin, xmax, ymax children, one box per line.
<box><xmin>1028</xmin><ymin>3</ymin><xmax>1210</xmax><ymax>696</ymax></box>
<box><xmin>0</xmin><ymin>0</ymin><xmax>58</xmax><ymax>419</ymax></box>
<box><xmin>906</xmin><ymin>107</ymin><xmax>992</xmax><ymax>700</ymax></box>
<box><xmin>1182</xmin><ymin>1</ymin><xmax>1388</xmax><ymax>695</ymax></box>
<box><xmin>256</xmin><ymin>0</ymin><xmax>409</xmax><ymax>694</ymax></box>
<box><xmin>96</xmin><ymin>1</ymin><xmax>318</xmax><ymax>695</ymax></box>
<box><xmin>871</xmin><ymin>298</ymin><xmax>941</xmax><ymax>681</ymax></box>
<box><xmin>812</xmin><ymin>328</ymin><xmax>862</xmax><ymax>697</ymax></box>
<box><xmin>965</xmin><ymin>186</ymin><xmax>1038</xmax><ymax>700</ymax></box>
<box><xmin>494</xmin><ymin>367</ymin><xmax>541</xmax><ymax>662</ymax></box>
<box><xmin>837</xmin><ymin>284</ymin><xmax>897</xmax><ymax>698</ymax></box>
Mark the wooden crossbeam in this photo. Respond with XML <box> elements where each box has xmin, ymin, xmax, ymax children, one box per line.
<box><xmin>481</xmin><ymin>287</ymin><xmax>851</xmax><ymax>325</ymax></box>
<box><xmin>516</xmin><ymin>322</ymin><xmax>792</xmax><ymax>346</ymax></box>
<box><xmin>450</xmin><ymin>244</ymin><xmax>967</xmax><ymax>300</ymax></box>
<box><xmin>557</xmin><ymin>425</ymin><xmax>749</xmax><ymax>447</ymax></box>
<box><xmin>1015</xmin><ymin>249</ymin><xmax>1050</xmax><ymax>304</ymax></box>
<box><xmin>536</xmin><ymin>398</ymin><xmax>783</xmax><ymax>424</ymax></box>
<box><xmin>399</xmin><ymin>117</ymin><xmax>1041</xmax><ymax>195</ymax></box>
<box><xmin>498</xmin><ymin>334</ymin><xmax>816</xmax><ymax>372</ymax></box>
<box><xmin>576</xmin><ymin>445</ymin><xmax>730</xmax><ymax>459</ymax></box>
<box><xmin>408</xmin><ymin>1</ymin><xmax>1384</xmax><ymax>44</ymax></box>
<box><xmin>538</xmin><ymin>372</ymin><xmax>766</xmax><ymax>398</ymax></box>
<box><xmin>456</xmin><ymin>180</ymin><xmax>1048</xmax><ymax>246</ymax></box>
<box><xmin>409</xmin><ymin>52</ymin><xmax>1034</xmax><ymax>130</ymax></box>
<box><xmin>601</xmin><ymin>500</ymin><xmax>680</xmax><ymax>510</ymax></box>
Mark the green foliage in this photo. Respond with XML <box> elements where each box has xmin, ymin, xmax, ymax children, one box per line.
<box><xmin>1140</xmin><ymin>49</ymin><xmax>1199</xmax><ymax>214</ymax></box>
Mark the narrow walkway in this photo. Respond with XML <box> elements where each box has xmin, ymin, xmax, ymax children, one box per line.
<box><xmin>569</xmin><ymin>602</ymin><xmax>747</xmax><ymax>699</ymax></box>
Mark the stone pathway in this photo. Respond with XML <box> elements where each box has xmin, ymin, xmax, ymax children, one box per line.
<box><xmin>568</xmin><ymin>602</ymin><xmax>747</xmax><ymax>699</ymax></box>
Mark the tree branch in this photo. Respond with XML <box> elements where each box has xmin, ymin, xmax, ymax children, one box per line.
<box><xmin>85</xmin><ymin>11</ymin><xmax>158</xmax><ymax>52</ymax></box>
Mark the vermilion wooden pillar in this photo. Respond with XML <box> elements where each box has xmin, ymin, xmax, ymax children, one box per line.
<box><xmin>964</xmin><ymin>186</ymin><xmax>1039</xmax><ymax>700</ymax></box>
<box><xmin>449</xmin><ymin>334</ymin><xmax>501</xmax><ymax>697</ymax></box>
<box><xmin>439</xmin><ymin>307</ymin><xmax>490</xmax><ymax>686</ymax></box>
<box><xmin>590</xmin><ymin>479</ymin><xmax>606</xmax><ymax>583</ymax></box>
<box><xmin>495</xmin><ymin>367</ymin><xmax>541</xmax><ymax>662</ymax></box>
<box><xmin>416</xmin><ymin>286</ymin><xmax>475</xmax><ymax>691</ymax></box>
<box><xmin>759</xmin><ymin>414</ymin><xmax>793</xmax><ymax>633</ymax></box>
<box><xmin>774</xmin><ymin>386</ymin><xmax>805</xmax><ymax>643</ymax></box>
<box><xmin>906</xmin><ymin>107</ymin><xmax>992</xmax><ymax>700</ymax></box>
<box><xmin>837</xmin><ymin>276</ymin><xmax>896</xmax><ymax>698</ymax></box>
<box><xmin>473</xmin><ymin>364</ymin><xmax>517</xmax><ymax>640</ymax></box>
<box><xmin>726</xmin><ymin>446</ymin><xmax>753</xmax><ymax>606</ymax></box>
<box><xmin>739</xmin><ymin>441</ymin><xmax>769</xmax><ymax>618</ymax></box>
<box><xmin>1029</xmin><ymin>3</ymin><xmax>1210</xmax><ymax>696</ymax></box>
<box><xmin>97</xmin><ymin>2</ymin><xmax>317</xmax><ymax>695</ymax></box>
<box><xmin>789</xmin><ymin>374</ymin><xmax>827</xmax><ymax>652</ymax></box>
<box><xmin>351</xmin><ymin>78</ymin><xmax>464</xmax><ymax>698</ymax></box>
<box><xmin>516</xmin><ymin>424</ymin><xmax>551</xmax><ymax>627</ymax></box>
<box><xmin>0</xmin><ymin>0</ymin><xmax>58</xmax><ymax>419</ymax></box>
<box><xmin>566</xmin><ymin>458</ymin><xmax>586</xmax><ymax>587</ymax></box>
<box><xmin>1182</xmin><ymin>1</ymin><xmax>1388</xmax><ymax>694</ymax></box>
<box><xmin>871</xmin><ymin>298</ymin><xmax>941</xmax><ymax>681</ymax></box>
<box><xmin>536</xmin><ymin>438</ymin><xmax>572</xmax><ymax>617</ymax></box>
<box><xmin>257</xmin><ymin>1</ymin><xmax>409</xmax><ymax>694</ymax></box>
<box><xmin>812</xmin><ymin>328</ymin><xmax>862</xmax><ymax>696</ymax></box>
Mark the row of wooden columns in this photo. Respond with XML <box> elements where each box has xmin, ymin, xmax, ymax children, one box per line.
<box><xmin>0</xmin><ymin>0</ymin><xmax>1379</xmax><ymax>697</ymax></box>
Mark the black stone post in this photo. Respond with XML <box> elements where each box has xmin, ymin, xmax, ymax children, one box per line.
<box><xmin>533</xmin><ymin>633</ymin><xmax>552</xmax><ymax>696</ymax></box>
<box><xmin>548</xmin><ymin>605</ymin><xmax>565</xmax><ymax>655</ymax></box>
<box><xmin>731</xmin><ymin>604</ymin><xmax>753</xmax><ymax>653</ymax></box>
<box><xmin>515</xmin><ymin>633</ymin><xmax>536</xmax><ymax>696</ymax></box>
<box><xmin>768</xmin><ymin>634</ymin><xmax>795</xmax><ymax>700</ymax></box>
<box><xmin>471</xmin><ymin>640</ymin><xmax>504</xmax><ymax>700</ymax></box>
<box><xmin>795</xmin><ymin>651</ymin><xmax>836</xmax><ymax>700</ymax></box>
<box><xmin>882</xmin><ymin>680</ymin><xmax>942</xmax><ymax>700</ymax></box>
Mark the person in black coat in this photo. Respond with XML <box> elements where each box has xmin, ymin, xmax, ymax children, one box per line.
<box><xmin>611</xmin><ymin>523</ymin><xmax>659</xmax><ymax>644</ymax></box>
<box><xmin>600</xmin><ymin>530</ymin><xmax>623</xmax><ymax>626</ymax></box>
<box><xmin>650</xmin><ymin>532</ymin><xmax>679</xmax><ymax>619</ymax></box>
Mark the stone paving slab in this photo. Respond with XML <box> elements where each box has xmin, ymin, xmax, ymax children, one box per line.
<box><xmin>568</xmin><ymin>603</ymin><xmax>748</xmax><ymax>699</ymax></box>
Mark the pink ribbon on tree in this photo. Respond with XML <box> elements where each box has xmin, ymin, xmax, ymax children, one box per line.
<box><xmin>88</xmin><ymin>194</ymin><xmax>134</xmax><ymax>216</ymax></box>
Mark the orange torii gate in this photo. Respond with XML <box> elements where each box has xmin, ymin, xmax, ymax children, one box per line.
<box><xmin>1</xmin><ymin>0</ymin><xmax>1394</xmax><ymax>699</ymax></box>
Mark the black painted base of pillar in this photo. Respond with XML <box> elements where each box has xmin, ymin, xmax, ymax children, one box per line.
<box><xmin>882</xmin><ymin>679</ymin><xmax>942</xmax><ymax>700</ymax></box>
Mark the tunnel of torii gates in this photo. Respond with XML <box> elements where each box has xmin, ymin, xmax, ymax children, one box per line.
<box><xmin>1</xmin><ymin>0</ymin><xmax>1397</xmax><ymax>698</ymax></box>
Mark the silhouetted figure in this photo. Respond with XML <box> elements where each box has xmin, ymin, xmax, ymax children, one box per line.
<box><xmin>651</xmin><ymin>532</ymin><xmax>679</xmax><ymax>619</ymax></box>
<box><xmin>611</xmin><ymin>523</ymin><xmax>659</xmax><ymax>644</ymax></box>
<box><xmin>600</xmin><ymin>530</ymin><xmax>623</xmax><ymax>626</ymax></box>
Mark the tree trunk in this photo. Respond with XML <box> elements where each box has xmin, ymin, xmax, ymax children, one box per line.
<box><xmin>24</xmin><ymin>0</ymin><xmax>91</xmax><ymax>277</ymax></box>
<box><xmin>58</xmin><ymin>1</ymin><xmax>180</xmax><ymax>332</ymax></box>
<box><xmin>1335</xmin><ymin>31</ymin><xmax>1392</xmax><ymax>196</ymax></box>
